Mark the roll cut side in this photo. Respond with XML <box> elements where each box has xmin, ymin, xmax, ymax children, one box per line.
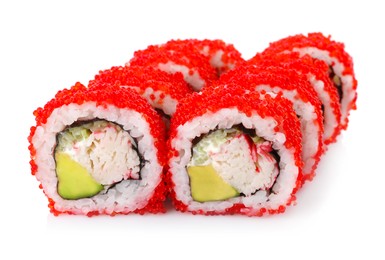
<box><xmin>29</xmin><ymin>83</ymin><xmax>167</xmax><ymax>216</ymax></box>
<box><xmin>168</xmin><ymin>85</ymin><xmax>302</xmax><ymax>216</ymax></box>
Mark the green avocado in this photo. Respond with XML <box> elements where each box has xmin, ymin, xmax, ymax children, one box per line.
<box><xmin>187</xmin><ymin>165</ymin><xmax>239</xmax><ymax>202</ymax></box>
<box><xmin>55</xmin><ymin>152</ymin><xmax>103</xmax><ymax>200</ymax></box>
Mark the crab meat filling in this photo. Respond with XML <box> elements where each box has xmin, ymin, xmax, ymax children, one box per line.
<box><xmin>187</xmin><ymin>128</ymin><xmax>280</xmax><ymax>202</ymax></box>
<box><xmin>54</xmin><ymin>120</ymin><xmax>141</xmax><ymax>200</ymax></box>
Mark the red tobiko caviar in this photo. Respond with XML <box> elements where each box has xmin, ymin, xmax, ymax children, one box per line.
<box><xmin>249</xmin><ymin>52</ymin><xmax>342</xmax><ymax>145</ymax></box>
<box><xmin>163</xmin><ymin>39</ymin><xmax>245</xmax><ymax>76</ymax></box>
<box><xmin>28</xmin><ymin>82</ymin><xmax>168</xmax><ymax>216</ymax></box>
<box><xmin>128</xmin><ymin>41</ymin><xmax>218</xmax><ymax>91</ymax></box>
<box><xmin>262</xmin><ymin>33</ymin><xmax>355</xmax><ymax>75</ymax></box>
<box><xmin>167</xmin><ymin>83</ymin><xmax>303</xmax><ymax>216</ymax></box>
<box><xmin>219</xmin><ymin>65</ymin><xmax>323</xmax><ymax>183</ymax></box>
<box><xmin>89</xmin><ymin>66</ymin><xmax>193</xmax><ymax>116</ymax></box>
<box><xmin>29</xmin><ymin>34</ymin><xmax>357</xmax><ymax>217</ymax></box>
<box><xmin>259</xmin><ymin>32</ymin><xmax>357</xmax><ymax>129</ymax></box>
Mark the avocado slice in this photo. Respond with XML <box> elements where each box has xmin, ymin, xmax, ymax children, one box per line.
<box><xmin>187</xmin><ymin>165</ymin><xmax>239</xmax><ymax>202</ymax></box>
<box><xmin>55</xmin><ymin>152</ymin><xmax>103</xmax><ymax>200</ymax></box>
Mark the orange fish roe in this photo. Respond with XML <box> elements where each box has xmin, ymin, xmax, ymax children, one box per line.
<box><xmin>28</xmin><ymin>82</ymin><xmax>167</xmax><ymax>216</ymax></box>
<box><xmin>128</xmin><ymin>42</ymin><xmax>218</xmax><ymax>91</ymax></box>
<box><xmin>260</xmin><ymin>32</ymin><xmax>357</xmax><ymax>129</ymax></box>
<box><xmin>249</xmin><ymin>52</ymin><xmax>342</xmax><ymax>145</ymax></box>
<box><xmin>167</xmin><ymin>84</ymin><xmax>303</xmax><ymax>216</ymax></box>
<box><xmin>89</xmin><ymin>66</ymin><xmax>194</xmax><ymax>115</ymax></box>
<box><xmin>164</xmin><ymin>39</ymin><xmax>245</xmax><ymax>76</ymax></box>
<box><xmin>219</xmin><ymin>65</ymin><xmax>324</xmax><ymax>182</ymax></box>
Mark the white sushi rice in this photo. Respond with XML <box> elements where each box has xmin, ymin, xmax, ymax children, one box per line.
<box><xmin>209</xmin><ymin>50</ymin><xmax>225</xmax><ymax>70</ymax></box>
<box><xmin>307</xmin><ymin>74</ymin><xmax>339</xmax><ymax>141</ymax></box>
<box><xmin>169</xmin><ymin>108</ymin><xmax>299</xmax><ymax>214</ymax></box>
<box><xmin>293</xmin><ymin>47</ymin><xmax>355</xmax><ymax>127</ymax></box>
<box><xmin>201</xmin><ymin>46</ymin><xmax>235</xmax><ymax>72</ymax></box>
<box><xmin>158</xmin><ymin>61</ymin><xmax>205</xmax><ymax>91</ymax></box>
<box><xmin>31</xmin><ymin>102</ymin><xmax>162</xmax><ymax>214</ymax></box>
<box><xmin>122</xmin><ymin>85</ymin><xmax>177</xmax><ymax>116</ymax></box>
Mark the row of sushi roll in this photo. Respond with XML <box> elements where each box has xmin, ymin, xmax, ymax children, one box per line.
<box><xmin>28</xmin><ymin>33</ymin><xmax>357</xmax><ymax>216</ymax></box>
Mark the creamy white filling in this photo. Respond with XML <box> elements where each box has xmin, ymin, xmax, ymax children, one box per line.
<box><xmin>188</xmin><ymin>129</ymin><xmax>278</xmax><ymax>196</ymax></box>
<box><xmin>56</xmin><ymin>120</ymin><xmax>141</xmax><ymax>185</ymax></box>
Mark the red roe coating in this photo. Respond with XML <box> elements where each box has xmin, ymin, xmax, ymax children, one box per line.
<box><xmin>128</xmin><ymin>41</ymin><xmax>217</xmax><ymax>91</ymax></box>
<box><xmin>167</xmin><ymin>84</ymin><xmax>303</xmax><ymax>216</ymax></box>
<box><xmin>89</xmin><ymin>66</ymin><xmax>194</xmax><ymax>115</ymax></box>
<box><xmin>249</xmin><ymin>52</ymin><xmax>342</xmax><ymax>145</ymax></box>
<box><xmin>259</xmin><ymin>32</ymin><xmax>357</xmax><ymax>129</ymax></box>
<box><xmin>164</xmin><ymin>39</ymin><xmax>245</xmax><ymax>75</ymax></box>
<box><xmin>219</xmin><ymin>65</ymin><xmax>324</xmax><ymax>182</ymax></box>
<box><xmin>28</xmin><ymin>82</ymin><xmax>168</xmax><ymax>216</ymax></box>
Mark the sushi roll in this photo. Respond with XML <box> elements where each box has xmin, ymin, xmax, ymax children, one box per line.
<box><xmin>260</xmin><ymin>32</ymin><xmax>357</xmax><ymax>129</ymax></box>
<box><xmin>168</xmin><ymin>84</ymin><xmax>302</xmax><ymax>216</ymax></box>
<box><xmin>28</xmin><ymin>83</ymin><xmax>167</xmax><ymax>216</ymax></box>
<box><xmin>127</xmin><ymin>41</ymin><xmax>217</xmax><ymax>91</ymax></box>
<box><xmin>89</xmin><ymin>66</ymin><xmax>193</xmax><ymax>118</ymax></box>
<box><xmin>249</xmin><ymin>52</ymin><xmax>342</xmax><ymax>145</ymax></box>
<box><xmin>164</xmin><ymin>39</ymin><xmax>245</xmax><ymax>76</ymax></box>
<box><xmin>220</xmin><ymin>65</ymin><xmax>324</xmax><ymax>182</ymax></box>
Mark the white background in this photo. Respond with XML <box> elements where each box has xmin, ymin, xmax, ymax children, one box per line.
<box><xmin>1</xmin><ymin>1</ymin><xmax>384</xmax><ymax>259</ymax></box>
